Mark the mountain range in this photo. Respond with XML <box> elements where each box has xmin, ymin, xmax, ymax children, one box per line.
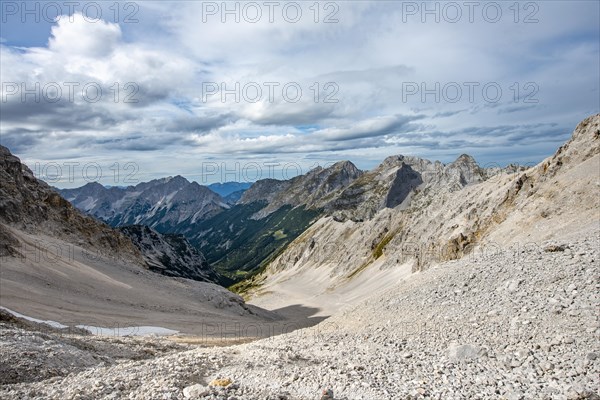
<box><xmin>58</xmin><ymin>151</ymin><xmax>495</xmax><ymax>281</ymax></box>
<box><xmin>59</xmin><ymin>177</ymin><xmax>228</xmax><ymax>232</ymax></box>
<box><xmin>247</xmin><ymin>114</ymin><xmax>600</xmax><ymax>307</ymax></box>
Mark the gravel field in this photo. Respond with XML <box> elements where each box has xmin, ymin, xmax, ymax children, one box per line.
<box><xmin>2</xmin><ymin>230</ymin><xmax>598</xmax><ymax>400</ymax></box>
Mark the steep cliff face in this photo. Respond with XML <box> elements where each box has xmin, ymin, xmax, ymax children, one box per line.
<box><xmin>242</xmin><ymin>160</ymin><xmax>364</xmax><ymax>219</ymax></box>
<box><xmin>120</xmin><ymin>225</ymin><xmax>226</xmax><ymax>285</ymax></box>
<box><xmin>328</xmin><ymin>154</ymin><xmax>486</xmax><ymax>221</ymax></box>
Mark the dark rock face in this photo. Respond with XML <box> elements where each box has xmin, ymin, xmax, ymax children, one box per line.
<box><xmin>120</xmin><ymin>225</ymin><xmax>226</xmax><ymax>285</ymax></box>
<box><xmin>385</xmin><ymin>164</ymin><xmax>423</xmax><ymax>208</ymax></box>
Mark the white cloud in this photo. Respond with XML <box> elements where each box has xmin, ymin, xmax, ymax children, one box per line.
<box><xmin>1</xmin><ymin>1</ymin><xmax>598</xmax><ymax>186</ymax></box>
<box><xmin>2</xmin><ymin>12</ymin><xmax>194</xmax><ymax>98</ymax></box>
<box><xmin>49</xmin><ymin>13</ymin><xmax>121</xmax><ymax>58</ymax></box>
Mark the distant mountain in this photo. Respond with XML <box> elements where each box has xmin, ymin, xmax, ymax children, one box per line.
<box><xmin>222</xmin><ymin>189</ymin><xmax>246</xmax><ymax>205</ymax></box>
<box><xmin>55</xmin><ymin>163</ymin><xmax>367</xmax><ymax>281</ymax></box>
<box><xmin>239</xmin><ymin>161</ymin><xmax>363</xmax><ymax>218</ymax></box>
<box><xmin>327</xmin><ymin>154</ymin><xmax>486</xmax><ymax>221</ymax></box>
<box><xmin>59</xmin><ymin>177</ymin><xmax>228</xmax><ymax>232</ymax></box>
<box><xmin>120</xmin><ymin>225</ymin><xmax>228</xmax><ymax>285</ymax></box>
<box><xmin>207</xmin><ymin>182</ymin><xmax>252</xmax><ymax>198</ymax></box>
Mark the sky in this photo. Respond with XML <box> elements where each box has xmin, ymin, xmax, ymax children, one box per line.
<box><xmin>1</xmin><ymin>1</ymin><xmax>598</xmax><ymax>188</ymax></box>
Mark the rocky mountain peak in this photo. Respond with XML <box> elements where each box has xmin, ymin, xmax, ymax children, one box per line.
<box><xmin>445</xmin><ymin>154</ymin><xmax>485</xmax><ymax>188</ymax></box>
<box><xmin>453</xmin><ymin>154</ymin><xmax>477</xmax><ymax>165</ymax></box>
<box><xmin>72</xmin><ymin>181</ymin><xmax>107</xmax><ymax>196</ymax></box>
<box><xmin>331</xmin><ymin>160</ymin><xmax>358</xmax><ymax>171</ymax></box>
<box><xmin>157</xmin><ymin>175</ymin><xmax>190</xmax><ymax>189</ymax></box>
<box><xmin>167</xmin><ymin>175</ymin><xmax>189</xmax><ymax>184</ymax></box>
<box><xmin>381</xmin><ymin>154</ymin><xmax>405</xmax><ymax>167</ymax></box>
<box><xmin>327</xmin><ymin>160</ymin><xmax>362</xmax><ymax>180</ymax></box>
<box><xmin>239</xmin><ymin>179</ymin><xmax>292</xmax><ymax>205</ymax></box>
<box><xmin>241</xmin><ymin>160</ymin><xmax>363</xmax><ymax>219</ymax></box>
<box><xmin>327</xmin><ymin>151</ymin><xmax>487</xmax><ymax>221</ymax></box>
<box><xmin>82</xmin><ymin>181</ymin><xmax>104</xmax><ymax>189</ymax></box>
<box><xmin>134</xmin><ymin>175</ymin><xmax>189</xmax><ymax>194</ymax></box>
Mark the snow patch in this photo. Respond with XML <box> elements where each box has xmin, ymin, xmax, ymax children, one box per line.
<box><xmin>1</xmin><ymin>307</ymin><xmax>68</xmax><ymax>329</ymax></box>
<box><xmin>1</xmin><ymin>307</ymin><xmax>179</xmax><ymax>336</ymax></box>
<box><xmin>76</xmin><ymin>325</ymin><xmax>179</xmax><ymax>337</ymax></box>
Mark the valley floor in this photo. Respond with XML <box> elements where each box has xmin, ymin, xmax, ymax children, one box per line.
<box><xmin>1</xmin><ymin>228</ymin><xmax>599</xmax><ymax>400</ymax></box>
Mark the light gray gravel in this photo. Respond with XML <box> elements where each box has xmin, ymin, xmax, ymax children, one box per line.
<box><xmin>1</xmin><ymin>232</ymin><xmax>598</xmax><ymax>400</ymax></box>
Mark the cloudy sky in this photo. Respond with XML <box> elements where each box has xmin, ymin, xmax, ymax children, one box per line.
<box><xmin>1</xmin><ymin>1</ymin><xmax>598</xmax><ymax>187</ymax></box>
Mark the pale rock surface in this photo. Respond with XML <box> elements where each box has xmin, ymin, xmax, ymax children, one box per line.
<box><xmin>1</xmin><ymin>229</ymin><xmax>598</xmax><ymax>399</ymax></box>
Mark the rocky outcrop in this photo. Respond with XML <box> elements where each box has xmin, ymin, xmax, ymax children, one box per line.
<box><xmin>0</xmin><ymin>145</ymin><xmax>142</xmax><ymax>265</ymax></box>
<box><xmin>540</xmin><ymin>114</ymin><xmax>600</xmax><ymax>178</ymax></box>
<box><xmin>329</xmin><ymin>154</ymin><xmax>485</xmax><ymax>221</ymax></box>
<box><xmin>120</xmin><ymin>225</ymin><xmax>225</xmax><ymax>285</ymax></box>
<box><xmin>244</xmin><ymin>161</ymin><xmax>363</xmax><ymax>219</ymax></box>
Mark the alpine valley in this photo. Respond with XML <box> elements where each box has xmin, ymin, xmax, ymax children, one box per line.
<box><xmin>1</xmin><ymin>115</ymin><xmax>599</xmax><ymax>399</ymax></box>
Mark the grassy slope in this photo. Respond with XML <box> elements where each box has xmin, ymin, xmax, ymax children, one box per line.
<box><xmin>190</xmin><ymin>202</ymin><xmax>321</xmax><ymax>283</ymax></box>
